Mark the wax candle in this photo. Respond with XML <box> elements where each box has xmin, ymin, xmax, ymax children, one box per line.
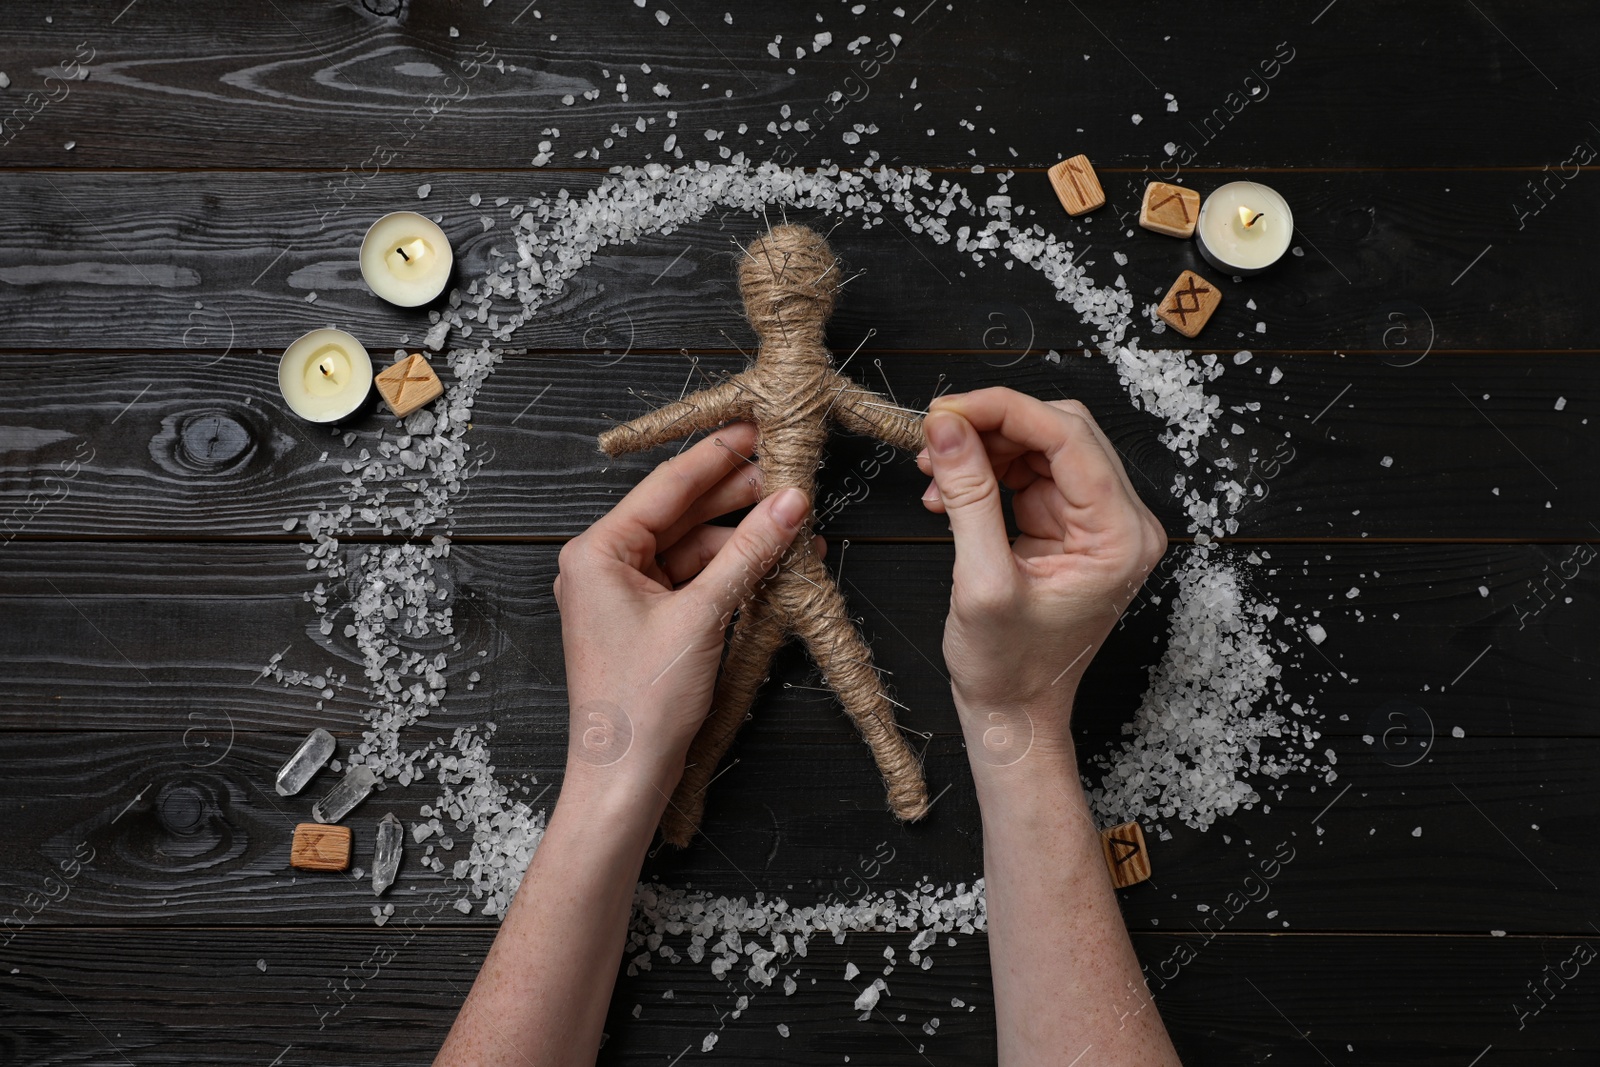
<box><xmin>360</xmin><ymin>211</ymin><xmax>454</xmax><ymax>306</ymax></box>
<box><xmin>279</xmin><ymin>328</ymin><xmax>374</xmax><ymax>423</ymax></box>
<box><xmin>1194</xmin><ymin>181</ymin><xmax>1294</xmax><ymax>277</ymax></box>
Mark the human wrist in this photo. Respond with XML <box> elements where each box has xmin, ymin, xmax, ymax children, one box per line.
<box><xmin>952</xmin><ymin>687</ymin><xmax>1078</xmax><ymax>766</ymax></box>
<box><xmin>559</xmin><ymin>755</ymin><xmax>677</xmax><ymax>835</ymax></box>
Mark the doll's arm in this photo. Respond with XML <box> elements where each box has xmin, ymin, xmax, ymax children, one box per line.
<box><xmin>826</xmin><ymin>373</ymin><xmax>926</xmax><ymax>453</ymax></box>
<box><xmin>598</xmin><ymin>375</ymin><xmax>755</xmax><ymax>456</ymax></box>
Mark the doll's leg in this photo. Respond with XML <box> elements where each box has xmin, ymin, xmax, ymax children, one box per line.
<box><xmin>787</xmin><ymin>555</ymin><xmax>931</xmax><ymax>822</ymax></box>
<box><xmin>660</xmin><ymin>593</ymin><xmax>789</xmax><ymax>847</ymax></box>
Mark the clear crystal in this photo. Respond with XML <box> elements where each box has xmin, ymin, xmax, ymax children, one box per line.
<box><xmin>311</xmin><ymin>765</ymin><xmax>376</xmax><ymax>823</ymax></box>
<box><xmin>372</xmin><ymin>812</ymin><xmax>402</xmax><ymax>897</ymax></box>
<box><xmin>275</xmin><ymin>728</ymin><xmax>335</xmax><ymax>796</ymax></box>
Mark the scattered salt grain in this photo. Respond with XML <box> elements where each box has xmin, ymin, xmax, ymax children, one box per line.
<box><xmin>1411</xmin><ymin>827</ymin><xmax>1423</xmax><ymax>837</ymax></box>
<box><xmin>1452</xmin><ymin>726</ymin><xmax>1465</xmax><ymax>738</ymax></box>
<box><xmin>1555</xmin><ymin>396</ymin><xmax>1567</xmax><ymax>411</ymax></box>
<box><xmin>854</xmin><ymin>979</ymin><xmax>886</xmax><ymax>1011</ymax></box>
<box><xmin>1307</xmin><ymin>623</ymin><xmax>1327</xmax><ymax>644</ymax></box>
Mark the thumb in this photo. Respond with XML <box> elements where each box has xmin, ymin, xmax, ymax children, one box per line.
<box><xmin>924</xmin><ymin>410</ymin><xmax>1013</xmax><ymax>591</ymax></box>
<box><xmin>687</xmin><ymin>486</ymin><xmax>808</xmax><ymax>625</ymax></box>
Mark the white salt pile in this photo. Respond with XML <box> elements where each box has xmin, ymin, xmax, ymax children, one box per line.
<box><xmin>623</xmin><ymin>879</ymin><xmax>986</xmax><ymax>990</ymax></box>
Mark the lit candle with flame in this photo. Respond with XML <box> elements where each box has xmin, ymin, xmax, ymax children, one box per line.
<box><xmin>1196</xmin><ymin>182</ymin><xmax>1294</xmax><ymax>276</ymax></box>
<box><xmin>279</xmin><ymin>328</ymin><xmax>374</xmax><ymax>423</ymax></box>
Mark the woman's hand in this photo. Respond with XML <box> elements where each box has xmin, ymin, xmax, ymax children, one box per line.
<box><xmin>553</xmin><ymin>422</ymin><xmax>811</xmax><ymax>798</ymax></box>
<box><xmin>917</xmin><ymin>388</ymin><xmax>1166</xmax><ymax>759</ymax></box>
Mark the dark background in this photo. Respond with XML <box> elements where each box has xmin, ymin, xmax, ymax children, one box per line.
<box><xmin>2</xmin><ymin>1</ymin><xmax>1597</xmax><ymax>1063</ymax></box>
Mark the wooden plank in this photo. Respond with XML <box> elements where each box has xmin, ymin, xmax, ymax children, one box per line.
<box><xmin>2</xmin><ymin>928</ymin><xmax>1597</xmax><ymax>1064</ymax></box>
<box><xmin>1</xmin><ymin>1</ymin><xmax>1597</xmax><ymax>169</ymax></box>
<box><xmin>0</xmin><ymin>349</ymin><xmax>1594</xmax><ymax>540</ymax></box>
<box><xmin>0</xmin><ymin>720</ymin><xmax>1593</xmax><ymax>931</ymax></box>
<box><xmin>0</xmin><ymin>169</ymin><xmax>1594</xmax><ymax>356</ymax></box>
<box><xmin>3</xmin><ymin>543</ymin><xmax>1587</xmax><ymax>742</ymax></box>
<box><xmin>2</xmin><ymin>541</ymin><xmax>1594</xmax><ymax>741</ymax></box>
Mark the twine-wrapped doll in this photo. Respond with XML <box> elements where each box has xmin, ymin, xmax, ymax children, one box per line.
<box><xmin>599</xmin><ymin>224</ymin><xmax>932</xmax><ymax>846</ymax></box>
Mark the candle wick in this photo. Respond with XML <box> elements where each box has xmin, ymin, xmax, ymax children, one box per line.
<box><xmin>1246</xmin><ymin>211</ymin><xmax>1265</xmax><ymax>228</ymax></box>
<box><xmin>396</xmin><ymin>246</ymin><xmax>410</xmax><ymax>262</ymax></box>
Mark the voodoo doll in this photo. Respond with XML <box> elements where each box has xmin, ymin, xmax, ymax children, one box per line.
<box><xmin>599</xmin><ymin>224</ymin><xmax>931</xmax><ymax>847</ymax></box>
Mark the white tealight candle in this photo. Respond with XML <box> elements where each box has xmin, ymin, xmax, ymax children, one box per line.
<box><xmin>360</xmin><ymin>211</ymin><xmax>454</xmax><ymax>306</ymax></box>
<box><xmin>279</xmin><ymin>328</ymin><xmax>374</xmax><ymax>423</ymax></box>
<box><xmin>1195</xmin><ymin>181</ymin><xmax>1294</xmax><ymax>277</ymax></box>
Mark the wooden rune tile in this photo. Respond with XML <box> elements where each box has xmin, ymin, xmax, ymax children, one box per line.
<box><xmin>1139</xmin><ymin>181</ymin><xmax>1202</xmax><ymax>238</ymax></box>
<box><xmin>1100</xmin><ymin>820</ymin><xmax>1152</xmax><ymax>889</ymax></box>
<box><xmin>1156</xmin><ymin>269</ymin><xmax>1221</xmax><ymax>338</ymax></box>
<box><xmin>375</xmin><ymin>352</ymin><xmax>444</xmax><ymax>418</ymax></box>
<box><xmin>291</xmin><ymin>822</ymin><xmax>352</xmax><ymax>871</ymax></box>
<box><xmin>1048</xmin><ymin>154</ymin><xmax>1106</xmax><ymax>216</ymax></box>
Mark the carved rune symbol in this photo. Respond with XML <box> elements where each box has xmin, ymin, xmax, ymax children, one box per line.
<box><xmin>1108</xmin><ymin>834</ymin><xmax>1142</xmax><ymax>866</ymax></box>
<box><xmin>395</xmin><ymin>368</ymin><xmax>432</xmax><ymax>401</ymax></box>
<box><xmin>1149</xmin><ymin>189</ymin><xmax>1192</xmax><ymax>223</ymax></box>
<box><xmin>1170</xmin><ymin>278</ymin><xmax>1212</xmax><ymax>326</ymax></box>
<box><xmin>1064</xmin><ymin>160</ymin><xmax>1091</xmax><ymax>202</ymax></box>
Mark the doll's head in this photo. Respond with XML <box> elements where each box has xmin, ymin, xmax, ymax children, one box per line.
<box><xmin>739</xmin><ymin>224</ymin><xmax>838</xmax><ymax>350</ymax></box>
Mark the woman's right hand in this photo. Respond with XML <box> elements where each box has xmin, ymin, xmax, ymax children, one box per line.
<box><xmin>916</xmin><ymin>388</ymin><xmax>1167</xmax><ymax>763</ymax></box>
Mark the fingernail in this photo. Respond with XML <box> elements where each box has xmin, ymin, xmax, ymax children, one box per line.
<box><xmin>770</xmin><ymin>487</ymin><xmax>807</xmax><ymax>528</ymax></box>
<box><xmin>926</xmin><ymin>412</ymin><xmax>963</xmax><ymax>455</ymax></box>
<box><xmin>921</xmin><ymin>480</ymin><xmax>941</xmax><ymax>503</ymax></box>
<box><xmin>915</xmin><ymin>448</ymin><xmax>928</xmax><ymax>464</ymax></box>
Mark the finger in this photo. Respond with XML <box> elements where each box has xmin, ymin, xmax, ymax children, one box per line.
<box><xmin>685</xmin><ymin>487</ymin><xmax>809</xmax><ymax>622</ymax></box>
<box><xmin>920</xmin><ymin>445</ymin><xmax>1045</xmax><ymax>512</ymax></box>
<box><xmin>1042</xmin><ymin>398</ymin><xmax>1141</xmax><ymax>504</ymax></box>
<box><xmin>916</xmin><ymin>429</ymin><xmax>1033</xmax><ymax>479</ymax></box>
<box><xmin>923</xmin><ymin>409</ymin><xmax>1015</xmax><ymax>592</ymax></box>
<box><xmin>1011</xmin><ymin>481</ymin><xmax>1069</xmax><ymax>542</ymax></box>
<box><xmin>595</xmin><ymin>422</ymin><xmax>760</xmax><ymax>567</ymax></box>
<box><xmin>654</xmin><ymin>460</ymin><xmax>765</xmax><ymax>552</ymax></box>
<box><xmin>931</xmin><ymin>388</ymin><xmax>1122</xmax><ymax>513</ymax></box>
<box><xmin>659</xmin><ymin>526</ymin><xmax>824</xmax><ymax>587</ymax></box>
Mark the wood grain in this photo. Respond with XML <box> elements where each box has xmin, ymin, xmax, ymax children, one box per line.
<box><xmin>3</xmin><ymin>541</ymin><xmax>1595</xmax><ymax>741</ymax></box>
<box><xmin>0</xmin><ymin>169</ymin><xmax>1595</xmax><ymax>355</ymax></box>
<box><xmin>1</xmin><ymin>1</ymin><xmax>1598</xmax><ymax>170</ymax></box>
<box><xmin>0</xmin><ymin>349</ymin><xmax>1593</xmax><ymax>541</ymax></box>
<box><xmin>0</xmin><ymin>679</ymin><xmax>1594</xmax><ymax>931</ymax></box>
<box><xmin>2</xmin><ymin>928</ymin><xmax>1596</xmax><ymax>1064</ymax></box>
<box><xmin>4</xmin><ymin>0</ymin><xmax>1597</xmax><ymax>1060</ymax></box>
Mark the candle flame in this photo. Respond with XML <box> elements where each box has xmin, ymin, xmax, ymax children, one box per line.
<box><xmin>318</xmin><ymin>357</ymin><xmax>337</xmax><ymax>378</ymax></box>
<box><xmin>1238</xmin><ymin>206</ymin><xmax>1265</xmax><ymax>229</ymax></box>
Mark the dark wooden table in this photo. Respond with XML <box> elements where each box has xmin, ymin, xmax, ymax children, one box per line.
<box><xmin>3</xmin><ymin>2</ymin><xmax>1598</xmax><ymax>1062</ymax></box>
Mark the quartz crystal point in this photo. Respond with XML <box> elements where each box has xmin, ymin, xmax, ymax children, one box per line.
<box><xmin>275</xmin><ymin>727</ymin><xmax>335</xmax><ymax>796</ymax></box>
<box><xmin>312</xmin><ymin>765</ymin><xmax>377</xmax><ymax>824</ymax></box>
<box><xmin>372</xmin><ymin>812</ymin><xmax>402</xmax><ymax>897</ymax></box>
